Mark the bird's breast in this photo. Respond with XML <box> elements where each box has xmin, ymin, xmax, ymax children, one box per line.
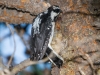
<box><xmin>48</xmin><ymin>22</ymin><xmax>55</xmax><ymax>46</ymax></box>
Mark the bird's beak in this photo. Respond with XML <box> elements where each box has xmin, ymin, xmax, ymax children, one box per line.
<box><xmin>59</xmin><ymin>9</ymin><xmax>63</xmax><ymax>16</ymax></box>
<box><xmin>60</xmin><ymin>9</ymin><xmax>63</xmax><ymax>13</ymax></box>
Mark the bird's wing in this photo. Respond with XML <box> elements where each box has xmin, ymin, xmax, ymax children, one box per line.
<box><xmin>30</xmin><ymin>17</ymin><xmax>52</xmax><ymax>60</ymax></box>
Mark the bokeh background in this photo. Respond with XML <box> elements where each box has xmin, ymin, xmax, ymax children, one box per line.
<box><xmin>0</xmin><ymin>22</ymin><xmax>52</xmax><ymax>75</ymax></box>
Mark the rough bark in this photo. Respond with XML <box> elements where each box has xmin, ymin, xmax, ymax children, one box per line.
<box><xmin>50</xmin><ymin>0</ymin><xmax>100</xmax><ymax>75</ymax></box>
<box><xmin>0</xmin><ymin>0</ymin><xmax>50</xmax><ymax>24</ymax></box>
<box><xmin>0</xmin><ymin>0</ymin><xmax>100</xmax><ymax>75</ymax></box>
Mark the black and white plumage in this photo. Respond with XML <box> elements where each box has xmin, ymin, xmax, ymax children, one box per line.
<box><xmin>30</xmin><ymin>5</ymin><xmax>64</xmax><ymax>68</ymax></box>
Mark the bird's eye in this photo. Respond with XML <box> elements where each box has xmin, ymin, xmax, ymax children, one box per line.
<box><xmin>54</xmin><ymin>9</ymin><xmax>60</xmax><ymax>13</ymax></box>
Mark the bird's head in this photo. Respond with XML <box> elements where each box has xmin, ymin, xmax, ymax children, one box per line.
<box><xmin>47</xmin><ymin>5</ymin><xmax>62</xmax><ymax>21</ymax></box>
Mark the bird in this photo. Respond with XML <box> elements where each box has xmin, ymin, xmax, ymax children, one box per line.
<box><xmin>30</xmin><ymin>5</ymin><xmax>64</xmax><ymax>68</ymax></box>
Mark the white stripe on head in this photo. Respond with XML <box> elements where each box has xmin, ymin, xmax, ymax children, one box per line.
<box><xmin>53</xmin><ymin>6</ymin><xmax>60</xmax><ymax>10</ymax></box>
<box><xmin>50</xmin><ymin>11</ymin><xmax>59</xmax><ymax>21</ymax></box>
